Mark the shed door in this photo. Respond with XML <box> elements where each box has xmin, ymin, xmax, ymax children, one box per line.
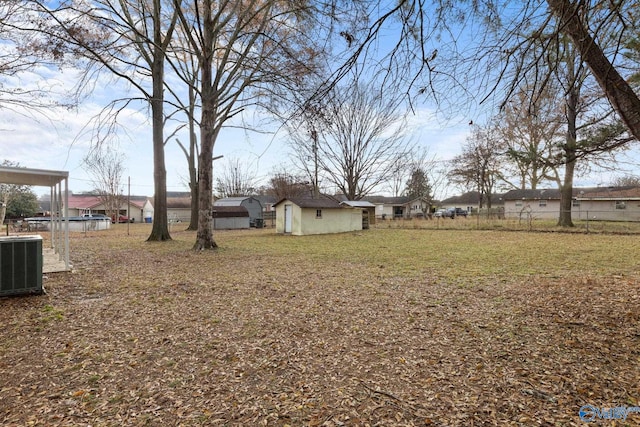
<box><xmin>284</xmin><ymin>205</ymin><xmax>292</xmax><ymax>233</ymax></box>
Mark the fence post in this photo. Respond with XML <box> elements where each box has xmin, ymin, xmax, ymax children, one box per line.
<box><xmin>586</xmin><ymin>211</ymin><xmax>589</xmax><ymax>233</ymax></box>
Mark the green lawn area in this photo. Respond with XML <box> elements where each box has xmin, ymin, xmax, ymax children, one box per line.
<box><xmin>1</xmin><ymin>225</ymin><xmax>639</xmax><ymax>425</ymax></box>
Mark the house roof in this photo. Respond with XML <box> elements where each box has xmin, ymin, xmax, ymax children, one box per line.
<box><xmin>167</xmin><ymin>197</ymin><xmax>191</xmax><ymax>209</ymax></box>
<box><xmin>68</xmin><ymin>194</ymin><xmax>103</xmax><ymax>209</ymax></box>
<box><xmin>441</xmin><ymin>191</ymin><xmax>505</xmax><ymax>205</ymax></box>
<box><xmin>502</xmin><ymin>188</ymin><xmax>562</xmax><ymax>200</ymax></box>
<box><xmin>211</xmin><ymin>205</ymin><xmax>249</xmax><ymax>218</ymax></box>
<box><xmin>361</xmin><ymin>196</ymin><xmax>411</xmax><ymax>205</ymax></box>
<box><xmin>340</xmin><ymin>200</ymin><xmax>376</xmax><ymax>208</ymax></box>
<box><xmin>578</xmin><ymin>186</ymin><xmax>640</xmax><ymax>199</ymax></box>
<box><xmin>503</xmin><ymin>186</ymin><xmax>640</xmax><ymax>201</ymax></box>
<box><xmin>274</xmin><ymin>195</ymin><xmax>343</xmax><ymax>209</ymax></box>
<box><xmin>67</xmin><ymin>193</ymin><xmax>147</xmax><ymax>210</ymax></box>
<box><xmin>167</xmin><ymin>191</ymin><xmax>191</xmax><ymax>198</ymax></box>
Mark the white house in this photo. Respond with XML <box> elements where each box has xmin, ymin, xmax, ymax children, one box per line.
<box><xmin>273</xmin><ymin>196</ymin><xmax>365</xmax><ymax>235</ymax></box>
<box><xmin>65</xmin><ymin>193</ymin><xmax>147</xmax><ymax>222</ymax></box>
<box><xmin>502</xmin><ymin>186</ymin><xmax>640</xmax><ymax>221</ymax></box>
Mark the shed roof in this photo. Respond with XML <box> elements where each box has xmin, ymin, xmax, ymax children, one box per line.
<box><xmin>340</xmin><ymin>200</ymin><xmax>376</xmax><ymax>208</ymax></box>
<box><xmin>274</xmin><ymin>196</ymin><xmax>342</xmax><ymax>209</ymax></box>
<box><xmin>214</xmin><ymin>196</ymin><xmax>262</xmax><ymax>207</ymax></box>
<box><xmin>211</xmin><ymin>205</ymin><xmax>249</xmax><ymax>217</ymax></box>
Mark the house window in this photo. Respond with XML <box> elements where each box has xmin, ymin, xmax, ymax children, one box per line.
<box><xmin>616</xmin><ymin>201</ymin><xmax>626</xmax><ymax>210</ymax></box>
<box><xmin>316</xmin><ymin>209</ymin><xmax>322</xmax><ymax>218</ymax></box>
<box><xmin>539</xmin><ymin>200</ymin><xmax>547</xmax><ymax>207</ymax></box>
<box><xmin>572</xmin><ymin>199</ymin><xmax>581</xmax><ymax>207</ymax></box>
<box><xmin>515</xmin><ymin>201</ymin><xmax>523</xmax><ymax>207</ymax></box>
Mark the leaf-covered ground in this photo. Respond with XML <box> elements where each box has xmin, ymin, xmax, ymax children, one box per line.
<box><xmin>1</xmin><ymin>226</ymin><xmax>639</xmax><ymax>426</ymax></box>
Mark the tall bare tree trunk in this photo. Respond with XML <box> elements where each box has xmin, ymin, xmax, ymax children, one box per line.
<box><xmin>558</xmin><ymin>85</ymin><xmax>578</xmax><ymax>227</ymax></box>
<box><xmin>146</xmin><ymin>0</ymin><xmax>173</xmax><ymax>241</ymax></box>
<box><xmin>547</xmin><ymin>0</ymin><xmax>640</xmax><ymax>141</ymax></box>
<box><xmin>187</xmin><ymin>86</ymin><xmax>199</xmax><ymax>231</ymax></box>
<box><xmin>193</xmin><ymin>0</ymin><xmax>216</xmax><ymax>250</ymax></box>
<box><xmin>148</xmin><ymin>55</ymin><xmax>171</xmax><ymax>241</ymax></box>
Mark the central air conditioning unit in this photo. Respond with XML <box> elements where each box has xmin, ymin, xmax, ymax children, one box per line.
<box><xmin>0</xmin><ymin>235</ymin><xmax>43</xmax><ymax>296</ymax></box>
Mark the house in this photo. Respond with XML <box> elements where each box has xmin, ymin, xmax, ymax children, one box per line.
<box><xmin>355</xmin><ymin>196</ymin><xmax>411</xmax><ymax>219</ymax></box>
<box><xmin>502</xmin><ymin>186</ymin><xmax>640</xmax><ymax>221</ymax></box>
<box><xmin>253</xmin><ymin>195</ymin><xmax>278</xmax><ymax>214</ymax></box>
<box><xmin>140</xmin><ymin>192</ymin><xmax>192</xmax><ymax>223</ymax></box>
<box><xmin>166</xmin><ymin>192</ymin><xmax>192</xmax><ymax>223</ymax></box>
<box><xmin>332</xmin><ymin>195</ymin><xmax>431</xmax><ymax>219</ymax></box>
<box><xmin>502</xmin><ymin>189</ymin><xmax>561</xmax><ymax>220</ymax></box>
<box><xmin>65</xmin><ymin>192</ymin><xmax>148</xmax><ymax>222</ymax></box>
<box><xmin>211</xmin><ymin>206</ymin><xmax>250</xmax><ymax>229</ymax></box>
<box><xmin>440</xmin><ymin>191</ymin><xmax>504</xmax><ymax>215</ymax></box>
<box><xmin>273</xmin><ymin>196</ymin><xmax>365</xmax><ymax>235</ymax></box>
<box><xmin>214</xmin><ymin>197</ymin><xmax>263</xmax><ymax>226</ymax></box>
<box><xmin>405</xmin><ymin>197</ymin><xmax>432</xmax><ymax>218</ymax></box>
<box><xmin>574</xmin><ymin>186</ymin><xmax>640</xmax><ymax>221</ymax></box>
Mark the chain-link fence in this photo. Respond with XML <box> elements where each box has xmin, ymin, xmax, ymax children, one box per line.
<box><xmin>372</xmin><ymin>209</ymin><xmax>640</xmax><ymax>234</ymax></box>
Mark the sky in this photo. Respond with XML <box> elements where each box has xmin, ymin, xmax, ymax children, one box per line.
<box><xmin>1</xmin><ymin>41</ymin><xmax>637</xmax><ymax>200</ymax></box>
<box><xmin>0</xmin><ymin>60</ymin><xmax>478</xmax><ymax>198</ymax></box>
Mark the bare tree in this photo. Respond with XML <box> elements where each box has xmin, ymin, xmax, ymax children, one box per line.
<box><xmin>169</xmin><ymin>27</ymin><xmax>202</xmax><ymax>231</ymax></box>
<box><xmin>214</xmin><ymin>158</ymin><xmax>257</xmax><ymax>198</ymax></box>
<box><xmin>496</xmin><ymin>86</ymin><xmax>564</xmax><ymax>190</ymax></box>
<box><xmin>26</xmin><ymin>0</ymin><xmax>180</xmax><ymax>241</ymax></box>
<box><xmin>173</xmin><ymin>0</ymin><xmax>331</xmax><ymax>250</ymax></box>
<box><xmin>539</xmin><ymin>31</ymin><xmax>627</xmax><ymax>227</ymax></box>
<box><xmin>83</xmin><ymin>147</ymin><xmax>126</xmax><ymax>220</ymax></box>
<box><xmin>289</xmin><ymin>78</ymin><xmax>413</xmax><ymax>200</ymax></box>
<box><xmin>545</xmin><ymin>0</ymin><xmax>640</xmax><ymax>141</ymax></box>
<box><xmin>0</xmin><ymin>2</ymin><xmax>80</xmax><ymax>117</ymax></box>
<box><xmin>320</xmin><ymin>1</ymin><xmax>640</xmax><ymax>148</ymax></box>
<box><xmin>611</xmin><ymin>175</ymin><xmax>640</xmax><ymax>187</ymax></box>
<box><xmin>448</xmin><ymin>125</ymin><xmax>504</xmax><ymax>210</ymax></box>
<box><xmin>264</xmin><ymin>169</ymin><xmax>310</xmax><ymax>200</ymax></box>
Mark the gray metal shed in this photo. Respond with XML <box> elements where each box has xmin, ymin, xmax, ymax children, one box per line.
<box><xmin>213</xmin><ymin>197</ymin><xmax>263</xmax><ymax>227</ymax></box>
<box><xmin>211</xmin><ymin>206</ymin><xmax>250</xmax><ymax>230</ymax></box>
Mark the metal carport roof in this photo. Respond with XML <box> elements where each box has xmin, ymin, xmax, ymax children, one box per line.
<box><xmin>0</xmin><ymin>166</ymin><xmax>68</xmax><ymax>187</ymax></box>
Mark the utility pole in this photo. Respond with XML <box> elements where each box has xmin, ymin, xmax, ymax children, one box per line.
<box><xmin>311</xmin><ymin>128</ymin><xmax>319</xmax><ymax>199</ymax></box>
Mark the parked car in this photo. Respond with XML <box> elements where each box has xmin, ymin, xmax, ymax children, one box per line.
<box><xmin>112</xmin><ymin>215</ymin><xmax>134</xmax><ymax>223</ymax></box>
<box><xmin>445</xmin><ymin>207</ymin><xmax>468</xmax><ymax>218</ymax></box>
<box><xmin>434</xmin><ymin>209</ymin><xmax>447</xmax><ymax>218</ymax></box>
<box><xmin>81</xmin><ymin>213</ymin><xmax>110</xmax><ymax>220</ymax></box>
